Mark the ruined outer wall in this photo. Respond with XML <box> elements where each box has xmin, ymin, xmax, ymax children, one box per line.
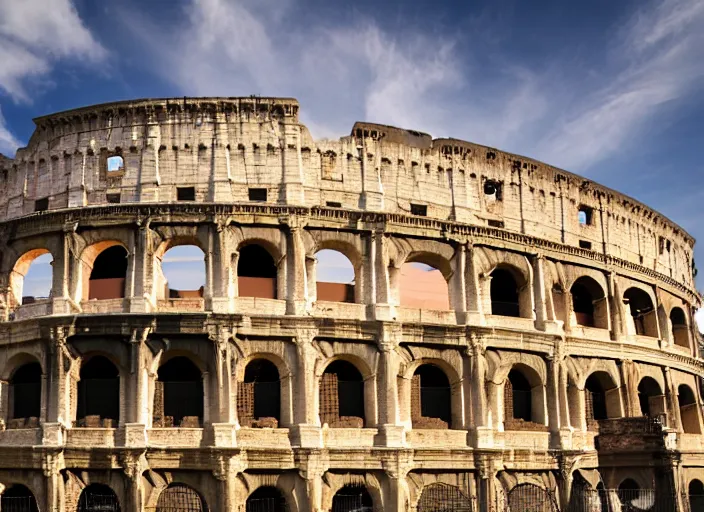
<box><xmin>0</xmin><ymin>97</ymin><xmax>695</xmax><ymax>290</ymax></box>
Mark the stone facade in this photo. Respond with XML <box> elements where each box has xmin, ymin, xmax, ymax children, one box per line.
<box><xmin>0</xmin><ymin>97</ymin><xmax>701</xmax><ymax>512</ymax></box>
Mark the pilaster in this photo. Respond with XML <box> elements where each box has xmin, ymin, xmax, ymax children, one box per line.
<box><xmin>375</xmin><ymin>323</ymin><xmax>405</xmax><ymax>447</ymax></box>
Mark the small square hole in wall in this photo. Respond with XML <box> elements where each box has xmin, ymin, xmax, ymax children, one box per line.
<box><xmin>410</xmin><ymin>204</ymin><xmax>427</xmax><ymax>216</ymax></box>
<box><xmin>106</xmin><ymin>155</ymin><xmax>124</xmax><ymax>174</ymax></box>
<box><xmin>578</xmin><ymin>205</ymin><xmax>593</xmax><ymax>225</ymax></box>
<box><xmin>326</xmin><ymin>201</ymin><xmax>342</xmax><ymax>208</ymax></box>
<box><xmin>107</xmin><ymin>193</ymin><xmax>121</xmax><ymax>204</ymax></box>
<box><xmin>488</xmin><ymin>219</ymin><xmax>505</xmax><ymax>228</ymax></box>
<box><xmin>34</xmin><ymin>198</ymin><xmax>49</xmax><ymax>212</ymax></box>
<box><xmin>177</xmin><ymin>187</ymin><xmax>196</xmax><ymax>201</ymax></box>
<box><xmin>249</xmin><ymin>188</ymin><xmax>267</xmax><ymax>202</ymax></box>
<box><xmin>483</xmin><ymin>179</ymin><xmax>502</xmax><ymax>200</ymax></box>
<box><xmin>579</xmin><ymin>240</ymin><xmax>592</xmax><ymax>250</ymax></box>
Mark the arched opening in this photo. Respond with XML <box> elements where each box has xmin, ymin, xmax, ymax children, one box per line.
<box><xmin>623</xmin><ymin>288</ymin><xmax>658</xmax><ymax>337</ymax></box>
<box><xmin>678</xmin><ymin>384</ymin><xmax>700</xmax><ymax>434</ymax></box>
<box><xmin>585</xmin><ymin>374</ymin><xmax>608</xmax><ymax>421</ymax></box>
<box><xmin>507</xmin><ymin>484</ymin><xmax>558</xmax><ymax>512</ymax></box>
<box><xmin>239</xmin><ymin>359</ymin><xmax>280</xmax><ymax>428</ymax></box>
<box><xmin>155</xmin><ymin>357</ymin><xmax>203</xmax><ymax>428</ymax></box>
<box><xmin>238</xmin><ymin>244</ymin><xmax>277</xmax><ymax>299</ymax></box>
<box><xmin>412</xmin><ymin>364</ymin><xmax>451</xmax><ymax>429</ymax></box>
<box><xmin>78</xmin><ymin>484</ymin><xmax>121</xmax><ymax>512</ymax></box>
<box><xmin>571</xmin><ymin>276</ymin><xmax>607</xmax><ymax>328</ymax></box>
<box><xmin>11</xmin><ymin>250</ymin><xmax>53</xmax><ymax>306</ymax></box>
<box><xmin>417</xmin><ymin>483</ymin><xmax>474</xmax><ymax>512</ymax></box>
<box><xmin>10</xmin><ymin>362</ymin><xmax>41</xmax><ymax>425</ymax></box>
<box><xmin>156</xmin><ymin>483</ymin><xmax>206</xmax><ymax>512</ymax></box>
<box><xmin>638</xmin><ymin>377</ymin><xmax>665</xmax><ymax>419</ymax></box>
<box><xmin>332</xmin><ymin>485</ymin><xmax>373</xmax><ymax>512</ymax></box>
<box><xmin>617</xmin><ymin>479</ymin><xmax>653</xmax><ymax>511</ymax></box>
<box><xmin>689</xmin><ymin>480</ymin><xmax>704</xmax><ymax>512</ymax></box>
<box><xmin>399</xmin><ymin>261</ymin><xmax>450</xmax><ymax>310</ymax></box>
<box><xmin>315</xmin><ymin>249</ymin><xmax>355</xmax><ymax>303</ymax></box>
<box><xmin>246</xmin><ymin>486</ymin><xmax>287</xmax><ymax>512</ymax></box>
<box><xmin>490</xmin><ymin>267</ymin><xmax>520</xmax><ymax>317</ymax></box>
<box><xmin>161</xmin><ymin>245</ymin><xmax>205</xmax><ymax>298</ymax></box>
<box><xmin>89</xmin><ymin>246</ymin><xmax>128</xmax><ymax>300</ymax></box>
<box><xmin>505</xmin><ymin>369</ymin><xmax>531</xmax><ymax>423</ymax></box>
<box><xmin>670</xmin><ymin>307</ymin><xmax>689</xmax><ymax>349</ymax></box>
<box><xmin>1</xmin><ymin>484</ymin><xmax>39</xmax><ymax>512</ymax></box>
<box><xmin>77</xmin><ymin>356</ymin><xmax>119</xmax><ymax>427</ymax></box>
<box><xmin>320</xmin><ymin>360</ymin><xmax>365</xmax><ymax>428</ymax></box>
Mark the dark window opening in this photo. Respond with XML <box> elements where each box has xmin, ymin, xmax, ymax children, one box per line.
<box><xmin>155</xmin><ymin>357</ymin><xmax>203</xmax><ymax>428</ymax></box>
<box><xmin>247</xmin><ymin>487</ymin><xmax>287</xmax><ymax>512</ymax></box>
<box><xmin>488</xmin><ymin>219</ymin><xmax>504</xmax><ymax>228</ymax></box>
<box><xmin>483</xmin><ymin>179</ymin><xmax>502</xmax><ymax>200</ymax></box>
<box><xmin>506</xmin><ymin>370</ymin><xmax>532</xmax><ymax>422</ymax></box>
<box><xmin>34</xmin><ymin>198</ymin><xmax>49</xmax><ymax>212</ymax></box>
<box><xmin>617</xmin><ymin>479</ymin><xmax>640</xmax><ymax>508</ymax></box>
<box><xmin>679</xmin><ymin>384</ymin><xmax>699</xmax><ymax>434</ymax></box>
<box><xmin>579</xmin><ymin>240</ymin><xmax>592</xmax><ymax>250</ymax></box>
<box><xmin>578</xmin><ymin>205</ymin><xmax>593</xmax><ymax>225</ymax></box>
<box><xmin>177</xmin><ymin>187</ymin><xmax>195</xmax><ymax>201</ymax></box>
<box><xmin>637</xmin><ymin>377</ymin><xmax>662</xmax><ymax>417</ymax></box>
<box><xmin>326</xmin><ymin>201</ymin><xmax>342</xmax><ymax>208</ymax></box>
<box><xmin>238</xmin><ymin>244</ymin><xmax>277</xmax><ymax>299</ymax></box>
<box><xmin>490</xmin><ymin>267</ymin><xmax>520</xmax><ymax>317</ymax></box>
<box><xmin>571</xmin><ymin>279</ymin><xmax>598</xmax><ymax>327</ymax></box>
<box><xmin>89</xmin><ymin>246</ymin><xmax>128</xmax><ymax>300</ymax></box>
<box><xmin>689</xmin><ymin>480</ymin><xmax>704</xmax><ymax>512</ymax></box>
<box><xmin>1</xmin><ymin>485</ymin><xmax>39</xmax><ymax>512</ymax></box>
<box><xmin>10</xmin><ymin>362</ymin><xmax>41</xmax><ymax>421</ymax></box>
<box><xmin>585</xmin><ymin>374</ymin><xmax>607</xmax><ymax>421</ymax></box>
<box><xmin>249</xmin><ymin>188</ymin><xmax>267</xmax><ymax>201</ymax></box>
<box><xmin>412</xmin><ymin>364</ymin><xmax>451</xmax><ymax>428</ymax></box>
<box><xmin>410</xmin><ymin>203</ymin><xmax>427</xmax><ymax>216</ymax></box>
<box><xmin>320</xmin><ymin>360</ymin><xmax>364</xmax><ymax>428</ymax></box>
<box><xmin>332</xmin><ymin>485</ymin><xmax>373</xmax><ymax>512</ymax></box>
<box><xmin>106</xmin><ymin>193</ymin><xmax>121</xmax><ymax>204</ymax></box>
<box><xmin>77</xmin><ymin>356</ymin><xmax>119</xmax><ymax>427</ymax></box>
<box><xmin>624</xmin><ymin>288</ymin><xmax>657</xmax><ymax>337</ymax></box>
<box><xmin>671</xmin><ymin>307</ymin><xmax>689</xmax><ymax>348</ymax></box>
<box><xmin>156</xmin><ymin>484</ymin><xmax>205</xmax><ymax>512</ymax></box>
<box><xmin>78</xmin><ymin>484</ymin><xmax>121</xmax><ymax>512</ymax></box>
<box><xmin>239</xmin><ymin>359</ymin><xmax>280</xmax><ymax>427</ymax></box>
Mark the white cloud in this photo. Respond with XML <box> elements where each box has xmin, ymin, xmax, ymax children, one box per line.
<box><xmin>0</xmin><ymin>107</ymin><xmax>21</xmax><ymax>156</ymax></box>
<box><xmin>0</xmin><ymin>0</ymin><xmax>106</xmax><ymax>102</ymax></box>
<box><xmin>695</xmin><ymin>308</ymin><xmax>704</xmax><ymax>335</ymax></box>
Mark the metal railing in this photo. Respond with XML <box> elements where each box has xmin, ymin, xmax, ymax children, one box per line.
<box><xmin>0</xmin><ymin>496</ymin><xmax>39</xmax><ymax>512</ymax></box>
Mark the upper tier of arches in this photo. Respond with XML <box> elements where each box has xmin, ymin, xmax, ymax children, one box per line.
<box><xmin>0</xmin><ymin>98</ymin><xmax>694</xmax><ymax>290</ymax></box>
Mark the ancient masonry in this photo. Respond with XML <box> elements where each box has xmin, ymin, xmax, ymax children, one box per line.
<box><xmin>0</xmin><ymin>96</ymin><xmax>702</xmax><ymax>512</ymax></box>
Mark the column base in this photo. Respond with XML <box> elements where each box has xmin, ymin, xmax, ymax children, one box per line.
<box><xmin>212</xmin><ymin>423</ymin><xmax>237</xmax><ymax>447</ymax></box>
<box><xmin>374</xmin><ymin>304</ymin><xmax>397</xmax><ymax>322</ymax></box>
<box><xmin>290</xmin><ymin>424</ymin><xmax>322</xmax><ymax>448</ymax></box>
<box><xmin>42</xmin><ymin>423</ymin><xmax>64</xmax><ymax>446</ymax></box>
<box><xmin>286</xmin><ymin>300</ymin><xmax>307</xmax><ymax>316</ymax></box>
<box><xmin>123</xmin><ymin>423</ymin><xmax>147</xmax><ymax>447</ymax></box>
<box><xmin>550</xmin><ymin>427</ymin><xmax>573</xmax><ymax>450</ymax></box>
<box><xmin>374</xmin><ymin>424</ymin><xmax>406</xmax><ymax>447</ymax></box>
<box><xmin>471</xmin><ymin>426</ymin><xmax>496</xmax><ymax>449</ymax></box>
<box><xmin>206</xmin><ymin>297</ymin><xmax>232</xmax><ymax>314</ymax></box>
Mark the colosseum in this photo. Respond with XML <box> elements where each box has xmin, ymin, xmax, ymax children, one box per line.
<box><xmin>0</xmin><ymin>96</ymin><xmax>702</xmax><ymax>512</ymax></box>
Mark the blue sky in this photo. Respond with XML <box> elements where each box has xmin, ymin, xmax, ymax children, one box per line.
<box><xmin>2</xmin><ymin>0</ymin><xmax>703</xmax><ymax>299</ymax></box>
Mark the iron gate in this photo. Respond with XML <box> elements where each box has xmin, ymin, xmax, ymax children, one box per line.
<box><xmin>155</xmin><ymin>485</ymin><xmax>206</xmax><ymax>512</ymax></box>
<box><xmin>418</xmin><ymin>483</ymin><xmax>476</xmax><ymax>512</ymax></box>
<box><xmin>0</xmin><ymin>496</ymin><xmax>39</xmax><ymax>512</ymax></box>
<box><xmin>78</xmin><ymin>492</ymin><xmax>121</xmax><ymax>512</ymax></box>
<box><xmin>506</xmin><ymin>484</ymin><xmax>559</xmax><ymax>512</ymax></box>
<box><xmin>246</xmin><ymin>496</ymin><xmax>289</xmax><ymax>512</ymax></box>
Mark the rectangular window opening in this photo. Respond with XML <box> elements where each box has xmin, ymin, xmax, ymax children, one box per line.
<box><xmin>410</xmin><ymin>204</ymin><xmax>427</xmax><ymax>216</ymax></box>
<box><xmin>177</xmin><ymin>187</ymin><xmax>196</xmax><ymax>201</ymax></box>
<box><xmin>34</xmin><ymin>198</ymin><xmax>49</xmax><ymax>212</ymax></box>
<box><xmin>578</xmin><ymin>205</ymin><xmax>593</xmax><ymax>225</ymax></box>
<box><xmin>579</xmin><ymin>240</ymin><xmax>592</xmax><ymax>250</ymax></box>
<box><xmin>249</xmin><ymin>188</ymin><xmax>267</xmax><ymax>202</ymax></box>
<box><xmin>106</xmin><ymin>193</ymin><xmax>121</xmax><ymax>204</ymax></box>
<box><xmin>488</xmin><ymin>219</ymin><xmax>505</xmax><ymax>228</ymax></box>
<box><xmin>326</xmin><ymin>201</ymin><xmax>342</xmax><ymax>208</ymax></box>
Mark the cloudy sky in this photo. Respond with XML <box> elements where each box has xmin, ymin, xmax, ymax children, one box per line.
<box><xmin>1</xmin><ymin>0</ymin><xmax>703</xmax><ymax>299</ymax></box>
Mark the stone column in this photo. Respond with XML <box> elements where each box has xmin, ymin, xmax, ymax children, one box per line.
<box><xmin>465</xmin><ymin>244</ymin><xmax>484</xmax><ymax>325</ymax></box>
<box><xmin>123</xmin><ymin>454</ymin><xmax>146</xmax><ymax>512</ymax></box>
<box><xmin>214</xmin><ymin>456</ymin><xmax>236</xmax><ymax>512</ymax></box>
<box><xmin>532</xmin><ymin>254</ymin><xmax>549</xmax><ymax>330</ymax></box>
<box><xmin>451</xmin><ymin>244</ymin><xmax>468</xmax><ymax>323</ymax></box>
<box><xmin>125</xmin><ymin>327</ymin><xmax>149</xmax><ymax>447</ymax></box>
<box><xmin>475</xmin><ymin>454</ymin><xmax>502</xmax><ymax>512</ymax></box>
<box><xmin>205</xmin><ymin>221</ymin><xmax>229</xmax><ymax>313</ymax></box>
<box><xmin>375</xmin><ymin>323</ymin><xmax>405</xmax><ymax>447</ymax></box>
<box><xmin>137</xmin><ymin>107</ymin><xmax>161</xmax><ymax>202</ymax></box>
<box><xmin>664</xmin><ymin>367</ymin><xmax>680</xmax><ymax>431</ymax></box>
<box><xmin>470</xmin><ymin>335</ymin><xmax>492</xmax><ymax>447</ymax></box>
<box><xmin>372</xmin><ymin>232</ymin><xmax>395</xmax><ymax>321</ymax></box>
<box><xmin>608</xmin><ymin>272</ymin><xmax>624</xmax><ymax>341</ymax></box>
<box><xmin>291</xmin><ymin>329</ymin><xmax>321</xmax><ymax>447</ymax></box>
<box><xmin>619</xmin><ymin>360</ymin><xmax>638</xmax><ymax>417</ymax></box>
<box><xmin>129</xmin><ymin>221</ymin><xmax>152</xmax><ymax>313</ymax></box>
<box><xmin>286</xmin><ymin>224</ymin><xmax>307</xmax><ymax>316</ymax></box>
<box><xmin>383</xmin><ymin>463</ymin><xmax>411</xmax><ymax>512</ymax></box>
<box><xmin>43</xmin><ymin>453</ymin><xmax>64</xmax><ymax>512</ymax></box>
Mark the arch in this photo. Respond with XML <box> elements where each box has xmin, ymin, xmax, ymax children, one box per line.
<box><xmin>78</xmin><ymin>484</ymin><xmax>121</xmax><ymax>512</ymax></box>
<box><xmin>77</xmin><ymin>356</ymin><xmax>120</xmax><ymax>427</ymax></box>
<box><xmin>1</xmin><ymin>484</ymin><xmax>39</xmax><ymax>512</ymax></box>
<box><xmin>637</xmin><ymin>377</ymin><xmax>664</xmax><ymax>418</ymax></box>
<box><xmin>616</xmin><ymin>478</ymin><xmax>656</xmax><ymax>511</ymax></box>
<box><xmin>678</xmin><ymin>384</ymin><xmax>700</xmax><ymax>434</ymax></box>
<box><xmin>670</xmin><ymin>307</ymin><xmax>689</xmax><ymax>349</ymax></box>
<box><xmin>489</xmin><ymin>264</ymin><xmax>529</xmax><ymax>318</ymax></box>
<box><xmin>571</xmin><ymin>276</ymin><xmax>608</xmax><ymax>328</ymax></box>
<box><xmin>238</xmin><ymin>243</ymin><xmax>277</xmax><ymax>299</ymax></box>
<box><xmin>246</xmin><ymin>486</ymin><xmax>287</xmax><ymax>512</ymax></box>
<box><xmin>155</xmin><ymin>357</ymin><xmax>203</xmax><ymax>428</ymax></box>
<box><xmin>239</xmin><ymin>358</ymin><xmax>281</xmax><ymax>427</ymax></box>
<box><xmin>412</xmin><ymin>364</ymin><xmax>451</xmax><ymax>429</ymax></box>
<box><xmin>399</xmin><ymin>260</ymin><xmax>450</xmax><ymax>311</ymax></box>
<box><xmin>331</xmin><ymin>484</ymin><xmax>373</xmax><ymax>512</ymax></box>
<box><xmin>88</xmin><ymin>245</ymin><xmax>128</xmax><ymax>300</ymax></box>
<box><xmin>689</xmin><ymin>480</ymin><xmax>704</xmax><ymax>512</ymax></box>
<box><xmin>503</xmin><ymin>364</ymin><xmax>546</xmax><ymax>428</ymax></box>
<box><xmin>314</xmin><ymin>249</ymin><xmax>355</xmax><ymax>303</ymax></box>
<box><xmin>507</xmin><ymin>484</ymin><xmax>558</xmax><ymax>512</ymax></box>
<box><xmin>156</xmin><ymin>483</ymin><xmax>207</xmax><ymax>512</ymax></box>
<box><xmin>584</xmin><ymin>371</ymin><xmax>619</xmax><ymax>421</ymax></box>
<box><xmin>417</xmin><ymin>483</ymin><xmax>474</xmax><ymax>512</ymax></box>
<box><xmin>320</xmin><ymin>360</ymin><xmax>365</xmax><ymax>428</ymax></box>
<box><xmin>10</xmin><ymin>362</ymin><xmax>42</xmax><ymax>422</ymax></box>
<box><xmin>11</xmin><ymin>249</ymin><xmax>53</xmax><ymax>306</ymax></box>
<box><xmin>159</xmin><ymin>245</ymin><xmax>206</xmax><ymax>299</ymax></box>
<box><xmin>623</xmin><ymin>287</ymin><xmax>658</xmax><ymax>337</ymax></box>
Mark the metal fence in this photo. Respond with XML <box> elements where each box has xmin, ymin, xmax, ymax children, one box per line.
<box><xmin>567</xmin><ymin>487</ymin><xmax>678</xmax><ymax>512</ymax></box>
<box><xmin>154</xmin><ymin>485</ymin><xmax>206</xmax><ymax>512</ymax></box>
<box><xmin>78</xmin><ymin>492</ymin><xmax>121</xmax><ymax>512</ymax></box>
<box><xmin>332</xmin><ymin>486</ymin><xmax>373</xmax><ymax>512</ymax></box>
<box><xmin>418</xmin><ymin>483</ymin><xmax>476</xmax><ymax>512</ymax></box>
<box><xmin>0</xmin><ymin>496</ymin><xmax>39</xmax><ymax>512</ymax></box>
<box><xmin>506</xmin><ymin>484</ymin><xmax>560</xmax><ymax>512</ymax></box>
<box><xmin>246</xmin><ymin>496</ymin><xmax>289</xmax><ymax>512</ymax></box>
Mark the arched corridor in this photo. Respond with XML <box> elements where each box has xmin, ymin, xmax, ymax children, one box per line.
<box><xmin>246</xmin><ymin>486</ymin><xmax>287</xmax><ymax>512</ymax></box>
<box><xmin>239</xmin><ymin>359</ymin><xmax>281</xmax><ymax>428</ymax></box>
<box><xmin>77</xmin><ymin>356</ymin><xmax>120</xmax><ymax>427</ymax></box>
<box><xmin>155</xmin><ymin>357</ymin><xmax>203</xmax><ymax>428</ymax></box>
<box><xmin>238</xmin><ymin>244</ymin><xmax>278</xmax><ymax>299</ymax></box>
<box><xmin>320</xmin><ymin>360</ymin><xmax>365</xmax><ymax>428</ymax></box>
<box><xmin>88</xmin><ymin>245</ymin><xmax>128</xmax><ymax>300</ymax></box>
<box><xmin>1</xmin><ymin>484</ymin><xmax>39</xmax><ymax>512</ymax></box>
<box><xmin>10</xmin><ymin>362</ymin><xmax>42</xmax><ymax>423</ymax></box>
<box><xmin>332</xmin><ymin>485</ymin><xmax>373</xmax><ymax>512</ymax></box>
<box><xmin>412</xmin><ymin>364</ymin><xmax>451</xmax><ymax>429</ymax></box>
<box><xmin>77</xmin><ymin>484</ymin><xmax>120</xmax><ymax>512</ymax></box>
